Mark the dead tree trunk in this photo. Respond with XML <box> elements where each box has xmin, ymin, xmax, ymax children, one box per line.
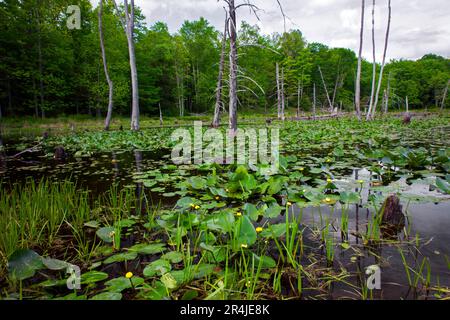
<box><xmin>318</xmin><ymin>66</ymin><xmax>333</xmax><ymax>112</ymax></box>
<box><xmin>355</xmin><ymin>0</ymin><xmax>365</xmax><ymax>120</ymax></box>
<box><xmin>212</xmin><ymin>14</ymin><xmax>228</xmax><ymax>128</ymax></box>
<box><xmin>384</xmin><ymin>71</ymin><xmax>391</xmax><ymax>113</ymax></box>
<box><xmin>366</xmin><ymin>0</ymin><xmax>377</xmax><ymax>121</ymax></box>
<box><xmin>99</xmin><ymin>0</ymin><xmax>114</xmax><ymax>131</ymax></box>
<box><xmin>228</xmin><ymin>0</ymin><xmax>238</xmax><ymax>134</ymax></box>
<box><xmin>372</xmin><ymin>0</ymin><xmax>391</xmax><ymax>119</ymax></box>
<box><xmin>297</xmin><ymin>78</ymin><xmax>303</xmax><ymax>118</ymax></box>
<box><xmin>281</xmin><ymin>66</ymin><xmax>285</xmax><ymax>120</ymax></box>
<box><xmin>159</xmin><ymin>103</ymin><xmax>163</xmax><ymax>126</ymax></box>
<box><xmin>113</xmin><ymin>0</ymin><xmax>139</xmax><ymax>130</ymax></box>
<box><xmin>441</xmin><ymin>80</ymin><xmax>449</xmax><ymax>110</ymax></box>
<box><xmin>276</xmin><ymin>62</ymin><xmax>281</xmax><ymax>119</ymax></box>
<box><xmin>405</xmin><ymin>96</ymin><xmax>409</xmax><ymax>113</ymax></box>
<box><xmin>313</xmin><ymin>82</ymin><xmax>316</xmax><ymax>119</ymax></box>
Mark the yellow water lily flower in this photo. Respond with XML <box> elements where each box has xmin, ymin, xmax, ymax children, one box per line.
<box><xmin>357</xmin><ymin>179</ymin><xmax>364</xmax><ymax>184</ymax></box>
<box><xmin>241</xmin><ymin>244</ymin><xmax>248</xmax><ymax>248</ymax></box>
<box><xmin>286</xmin><ymin>202</ymin><xmax>292</xmax><ymax>206</ymax></box>
<box><xmin>256</xmin><ymin>227</ymin><xmax>263</xmax><ymax>233</ymax></box>
<box><xmin>327</xmin><ymin>178</ymin><xmax>332</xmax><ymax>183</ymax></box>
<box><xmin>215</xmin><ymin>196</ymin><xmax>220</xmax><ymax>200</ymax></box>
<box><xmin>299</xmin><ymin>167</ymin><xmax>305</xmax><ymax>171</ymax></box>
<box><xmin>194</xmin><ymin>205</ymin><xmax>200</xmax><ymax>210</ymax></box>
<box><xmin>125</xmin><ymin>272</ymin><xmax>133</xmax><ymax>279</ymax></box>
<box><xmin>190</xmin><ymin>203</ymin><xmax>195</xmax><ymax>208</ymax></box>
<box><xmin>236</xmin><ymin>212</ymin><xmax>242</xmax><ymax>217</ymax></box>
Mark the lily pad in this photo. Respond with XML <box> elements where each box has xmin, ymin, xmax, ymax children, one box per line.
<box><xmin>8</xmin><ymin>249</ymin><xmax>44</xmax><ymax>281</ymax></box>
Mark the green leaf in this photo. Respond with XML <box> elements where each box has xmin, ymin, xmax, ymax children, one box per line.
<box><xmin>236</xmin><ymin>216</ymin><xmax>257</xmax><ymax>247</ymax></box>
<box><xmin>161</xmin><ymin>251</ymin><xmax>183</xmax><ymax>264</ymax></box>
<box><xmin>243</xmin><ymin>203</ymin><xmax>259</xmax><ymax>221</ymax></box>
<box><xmin>435</xmin><ymin>177</ymin><xmax>450</xmax><ymax>194</ymax></box>
<box><xmin>42</xmin><ymin>258</ymin><xmax>69</xmax><ymax>270</ymax></box>
<box><xmin>264</xmin><ymin>203</ymin><xmax>282</xmax><ymax>218</ymax></box>
<box><xmin>143</xmin><ymin>259</ymin><xmax>171</xmax><ymax>277</ymax></box>
<box><xmin>90</xmin><ymin>292</ymin><xmax>122</xmax><ymax>300</ymax></box>
<box><xmin>96</xmin><ymin>227</ymin><xmax>115</xmax><ymax>243</ymax></box>
<box><xmin>161</xmin><ymin>273</ymin><xmax>178</xmax><ymax>290</ymax></box>
<box><xmin>253</xmin><ymin>254</ymin><xmax>276</xmax><ymax>269</ymax></box>
<box><xmin>8</xmin><ymin>249</ymin><xmax>44</xmax><ymax>281</ymax></box>
<box><xmin>80</xmin><ymin>271</ymin><xmax>109</xmax><ymax>284</ymax></box>
<box><xmin>128</xmin><ymin>243</ymin><xmax>166</xmax><ymax>255</ymax></box>
<box><xmin>103</xmin><ymin>252</ymin><xmax>138</xmax><ymax>264</ymax></box>
<box><xmin>104</xmin><ymin>276</ymin><xmax>144</xmax><ymax>293</ymax></box>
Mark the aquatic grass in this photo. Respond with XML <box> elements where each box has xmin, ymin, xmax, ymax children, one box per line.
<box><xmin>0</xmin><ymin>179</ymin><xmax>93</xmax><ymax>260</ymax></box>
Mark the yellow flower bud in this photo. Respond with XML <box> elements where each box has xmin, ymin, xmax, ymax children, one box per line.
<box><xmin>256</xmin><ymin>227</ymin><xmax>263</xmax><ymax>233</ymax></box>
<box><xmin>125</xmin><ymin>272</ymin><xmax>133</xmax><ymax>279</ymax></box>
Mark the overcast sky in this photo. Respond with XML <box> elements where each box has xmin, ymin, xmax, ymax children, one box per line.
<box><xmin>97</xmin><ymin>0</ymin><xmax>450</xmax><ymax>62</ymax></box>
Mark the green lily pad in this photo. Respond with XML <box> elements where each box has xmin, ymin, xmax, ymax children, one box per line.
<box><xmin>80</xmin><ymin>271</ymin><xmax>109</xmax><ymax>284</ymax></box>
<box><xmin>90</xmin><ymin>292</ymin><xmax>122</xmax><ymax>300</ymax></box>
<box><xmin>161</xmin><ymin>251</ymin><xmax>183</xmax><ymax>264</ymax></box>
<box><xmin>96</xmin><ymin>227</ymin><xmax>115</xmax><ymax>243</ymax></box>
<box><xmin>143</xmin><ymin>259</ymin><xmax>171</xmax><ymax>277</ymax></box>
<box><xmin>128</xmin><ymin>243</ymin><xmax>166</xmax><ymax>255</ymax></box>
<box><xmin>8</xmin><ymin>249</ymin><xmax>44</xmax><ymax>281</ymax></box>
<box><xmin>103</xmin><ymin>252</ymin><xmax>138</xmax><ymax>264</ymax></box>
<box><xmin>104</xmin><ymin>276</ymin><xmax>144</xmax><ymax>293</ymax></box>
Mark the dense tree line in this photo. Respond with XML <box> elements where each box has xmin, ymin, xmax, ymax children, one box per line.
<box><xmin>0</xmin><ymin>0</ymin><xmax>448</xmax><ymax>119</ymax></box>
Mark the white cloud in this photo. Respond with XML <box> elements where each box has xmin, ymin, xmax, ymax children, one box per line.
<box><xmin>95</xmin><ymin>0</ymin><xmax>450</xmax><ymax>61</ymax></box>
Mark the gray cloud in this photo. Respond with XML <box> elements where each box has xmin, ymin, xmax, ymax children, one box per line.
<box><xmin>96</xmin><ymin>0</ymin><xmax>450</xmax><ymax>61</ymax></box>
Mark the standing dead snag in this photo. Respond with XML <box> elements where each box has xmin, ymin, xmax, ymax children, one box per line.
<box><xmin>366</xmin><ymin>0</ymin><xmax>377</xmax><ymax>121</ymax></box>
<box><xmin>112</xmin><ymin>0</ymin><xmax>140</xmax><ymax>131</ymax></box>
<box><xmin>441</xmin><ymin>79</ymin><xmax>449</xmax><ymax>110</ymax></box>
<box><xmin>318</xmin><ymin>66</ymin><xmax>333</xmax><ymax>113</ymax></box>
<box><xmin>276</xmin><ymin>62</ymin><xmax>281</xmax><ymax>119</ymax></box>
<box><xmin>355</xmin><ymin>0</ymin><xmax>365</xmax><ymax>120</ymax></box>
<box><xmin>372</xmin><ymin>0</ymin><xmax>392</xmax><ymax>119</ymax></box>
<box><xmin>212</xmin><ymin>14</ymin><xmax>228</xmax><ymax>128</ymax></box>
<box><xmin>281</xmin><ymin>66</ymin><xmax>285</xmax><ymax>120</ymax></box>
<box><xmin>227</xmin><ymin>0</ymin><xmax>238</xmax><ymax>134</ymax></box>
<box><xmin>99</xmin><ymin>0</ymin><xmax>114</xmax><ymax>131</ymax></box>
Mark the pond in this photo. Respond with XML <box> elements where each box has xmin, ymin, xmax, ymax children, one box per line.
<box><xmin>1</xmin><ymin>118</ymin><xmax>449</xmax><ymax>300</ymax></box>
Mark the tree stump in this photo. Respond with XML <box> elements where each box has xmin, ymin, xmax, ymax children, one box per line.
<box><xmin>379</xmin><ymin>194</ymin><xmax>405</xmax><ymax>236</ymax></box>
<box><xmin>403</xmin><ymin>113</ymin><xmax>411</xmax><ymax>124</ymax></box>
<box><xmin>54</xmin><ymin>146</ymin><xmax>67</xmax><ymax>160</ymax></box>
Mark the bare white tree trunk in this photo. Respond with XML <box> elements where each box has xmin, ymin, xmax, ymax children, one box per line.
<box><xmin>99</xmin><ymin>0</ymin><xmax>114</xmax><ymax>131</ymax></box>
<box><xmin>281</xmin><ymin>66</ymin><xmax>285</xmax><ymax>120</ymax></box>
<box><xmin>212</xmin><ymin>15</ymin><xmax>228</xmax><ymax>128</ymax></box>
<box><xmin>366</xmin><ymin>0</ymin><xmax>377</xmax><ymax>121</ymax></box>
<box><xmin>228</xmin><ymin>0</ymin><xmax>238</xmax><ymax>134</ymax></box>
<box><xmin>371</xmin><ymin>0</ymin><xmax>391</xmax><ymax>119</ymax></box>
<box><xmin>318</xmin><ymin>66</ymin><xmax>333</xmax><ymax>113</ymax></box>
<box><xmin>276</xmin><ymin>62</ymin><xmax>281</xmax><ymax>119</ymax></box>
<box><xmin>384</xmin><ymin>71</ymin><xmax>391</xmax><ymax>113</ymax></box>
<box><xmin>313</xmin><ymin>82</ymin><xmax>316</xmax><ymax>119</ymax></box>
<box><xmin>405</xmin><ymin>96</ymin><xmax>409</xmax><ymax>113</ymax></box>
<box><xmin>355</xmin><ymin>0</ymin><xmax>365</xmax><ymax>120</ymax></box>
<box><xmin>159</xmin><ymin>103</ymin><xmax>163</xmax><ymax>126</ymax></box>
<box><xmin>297</xmin><ymin>78</ymin><xmax>303</xmax><ymax>118</ymax></box>
<box><xmin>113</xmin><ymin>0</ymin><xmax>140</xmax><ymax>130</ymax></box>
<box><xmin>441</xmin><ymin>80</ymin><xmax>449</xmax><ymax>110</ymax></box>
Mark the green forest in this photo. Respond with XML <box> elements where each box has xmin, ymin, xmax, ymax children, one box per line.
<box><xmin>1</xmin><ymin>0</ymin><xmax>448</xmax><ymax>119</ymax></box>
